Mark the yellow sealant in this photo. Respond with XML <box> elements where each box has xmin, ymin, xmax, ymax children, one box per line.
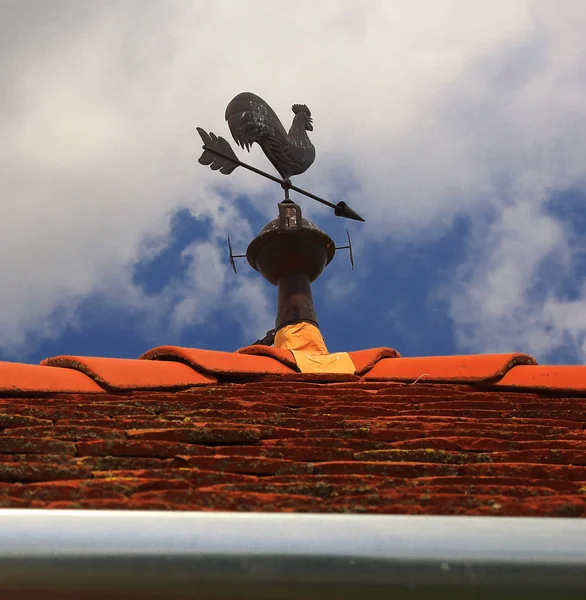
<box><xmin>274</xmin><ymin>322</ymin><xmax>356</xmax><ymax>374</ymax></box>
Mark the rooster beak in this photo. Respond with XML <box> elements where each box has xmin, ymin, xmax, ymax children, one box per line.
<box><xmin>307</xmin><ymin>117</ymin><xmax>313</xmax><ymax>131</ymax></box>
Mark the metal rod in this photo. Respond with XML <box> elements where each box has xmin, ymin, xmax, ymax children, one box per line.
<box><xmin>288</xmin><ymin>182</ymin><xmax>337</xmax><ymax>210</ymax></box>
<box><xmin>203</xmin><ymin>145</ymin><xmax>283</xmax><ymax>184</ymax></box>
<box><xmin>202</xmin><ymin>145</ymin><xmax>338</xmax><ymax>210</ymax></box>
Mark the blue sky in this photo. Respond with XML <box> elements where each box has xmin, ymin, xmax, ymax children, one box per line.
<box><xmin>16</xmin><ymin>202</ymin><xmax>468</xmax><ymax>363</ymax></box>
<box><xmin>2</xmin><ymin>1</ymin><xmax>586</xmax><ymax>366</ymax></box>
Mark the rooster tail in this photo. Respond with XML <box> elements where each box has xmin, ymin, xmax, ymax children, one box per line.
<box><xmin>225</xmin><ymin>92</ymin><xmax>288</xmax><ymax>154</ymax></box>
<box><xmin>196</xmin><ymin>127</ymin><xmax>239</xmax><ymax>175</ymax></box>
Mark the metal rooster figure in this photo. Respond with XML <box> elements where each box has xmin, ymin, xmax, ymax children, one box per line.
<box><xmin>196</xmin><ymin>92</ymin><xmax>364</xmax><ymax>222</ymax></box>
<box><xmin>226</xmin><ymin>92</ymin><xmax>315</xmax><ymax>181</ymax></box>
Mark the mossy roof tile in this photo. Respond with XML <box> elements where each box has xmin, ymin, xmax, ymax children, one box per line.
<box><xmin>0</xmin><ymin>343</ymin><xmax>583</xmax><ymax>515</ymax></box>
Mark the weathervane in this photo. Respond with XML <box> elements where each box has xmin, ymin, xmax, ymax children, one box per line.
<box><xmin>196</xmin><ymin>92</ymin><xmax>365</xmax><ymax>222</ymax></box>
<box><xmin>196</xmin><ymin>92</ymin><xmax>361</xmax><ymax>345</ymax></box>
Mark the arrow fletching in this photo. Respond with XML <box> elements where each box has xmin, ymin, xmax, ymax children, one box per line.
<box><xmin>197</xmin><ymin>128</ymin><xmax>239</xmax><ymax>175</ymax></box>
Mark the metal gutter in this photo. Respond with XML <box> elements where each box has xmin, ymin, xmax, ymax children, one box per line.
<box><xmin>0</xmin><ymin>510</ymin><xmax>585</xmax><ymax>599</ymax></box>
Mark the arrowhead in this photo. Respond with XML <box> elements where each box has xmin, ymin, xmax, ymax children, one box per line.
<box><xmin>334</xmin><ymin>201</ymin><xmax>365</xmax><ymax>222</ymax></box>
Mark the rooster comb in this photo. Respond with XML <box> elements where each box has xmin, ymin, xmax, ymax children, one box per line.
<box><xmin>292</xmin><ymin>104</ymin><xmax>311</xmax><ymax>117</ymax></box>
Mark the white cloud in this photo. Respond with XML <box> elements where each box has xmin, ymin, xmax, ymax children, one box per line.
<box><xmin>1</xmin><ymin>0</ymin><xmax>586</xmax><ymax>361</ymax></box>
<box><xmin>445</xmin><ymin>201</ymin><xmax>569</xmax><ymax>356</ymax></box>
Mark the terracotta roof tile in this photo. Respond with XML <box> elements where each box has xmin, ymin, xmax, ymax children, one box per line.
<box><xmin>0</xmin><ymin>437</ymin><xmax>76</xmax><ymax>454</ymax></box>
<box><xmin>132</xmin><ymin>489</ymin><xmax>323</xmax><ymax>512</ymax></box>
<box><xmin>140</xmin><ymin>346</ymin><xmax>297</xmax><ymax>376</ymax></box>
<box><xmin>76</xmin><ymin>440</ymin><xmax>212</xmax><ymax>458</ymax></box>
<box><xmin>0</xmin><ymin>462</ymin><xmax>93</xmax><ymax>483</ymax></box>
<box><xmin>0</xmin><ymin>341</ymin><xmax>585</xmax><ymax>516</ymax></box>
<box><xmin>126</xmin><ymin>425</ymin><xmax>263</xmax><ymax>444</ymax></box>
<box><xmin>496</xmin><ymin>365</ymin><xmax>586</xmax><ymax>392</ymax></box>
<box><xmin>348</xmin><ymin>347</ymin><xmax>401</xmax><ymax>375</ymax></box>
<box><xmin>236</xmin><ymin>345</ymin><xmax>298</xmax><ymax>370</ymax></box>
<box><xmin>176</xmin><ymin>456</ymin><xmax>313</xmax><ymax>476</ymax></box>
<box><xmin>0</xmin><ymin>346</ymin><xmax>581</xmax><ymax>396</ymax></box>
<box><xmin>41</xmin><ymin>355</ymin><xmax>216</xmax><ymax>390</ymax></box>
<box><xmin>362</xmin><ymin>353</ymin><xmax>537</xmax><ymax>382</ymax></box>
<box><xmin>0</xmin><ymin>361</ymin><xmax>104</xmax><ymax>394</ymax></box>
<box><xmin>0</xmin><ymin>378</ymin><xmax>583</xmax><ymax>515</ymax></box>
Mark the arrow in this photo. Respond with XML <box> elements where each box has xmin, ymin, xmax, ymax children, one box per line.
<box><xmin>196</xmin><ymin>128</ymin><xmax>365</xmax><ymax>222</ymax></box>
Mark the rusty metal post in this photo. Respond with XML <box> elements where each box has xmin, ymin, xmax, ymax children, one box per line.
<box><xmin>276</xmin><ymin>271</ymin><xmax>318</xmax><ymax>330</ymax></box>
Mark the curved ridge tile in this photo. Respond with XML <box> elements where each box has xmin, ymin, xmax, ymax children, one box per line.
<box><xmin>42</xmin><ymin>356</ymin><xmax>216</xmax><ymax>391</ymax></box>
<box><xmin>363</xmin><ymin>353</ymin><xmax>537</xmax><ymax>383</ymax></box>
<box><xmin>140</xmin><ymin>346</ymin><xmax>296</xmax><ymax>376</ymax></box>
<box><xmin>496</xmin><ymin>365</ymin><xmax>586</xmax><ymax>393</ymax></box>
<box><xmin>236</xmin><ymin>345</ymin><xmax>298</xmax><ymax>371</ymax></box>
<box><xmin>349</xmin><ymin>348</ymin><xmax>401</xmax><ymax>376</ymax></box>
<box><xmin>0</xmin><ymin>361</ymin><xmax>104</xmax><ymax>394</ymax></box>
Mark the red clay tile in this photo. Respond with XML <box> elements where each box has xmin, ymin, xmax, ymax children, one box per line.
<box><xmin>313</xmin><ymin>461</ymin><xmax>459</xmax><ymax>477</ymax></box>
<box><xmin>0</xmin><ymin>497</ymin><xmax>45</xmax><ymax>509</ymax></box>
<box><xmin>127</xmin><ymin>425</ymin><xmax>261</xmax><ymax>445</ymax></box>
<box><xmin>349</xmin><ymin>348</ymin><xmax>401</xmax><ymax>376</ymax></box>
<box><xmin>44</xmin><ymin>499</ymin><xmax>174</xmax><ymax>510</ymax></box>
<box><xmin>0</xmin><ymin>437</ymin><xmax>76</xmax><ymax>455</ymax></box>
<box><xmin>91</xmin><ymin>469</ymin><xmax>257</xmax><ymax>487</ymax></box>
<box><xmin>41</xmin><ymin>356</ymin><xmax>216</xmax><ymax>391</ymax></box>
<box><xmin>0</xmin><ymin>483</ymin><xmax>23</xmax><ymax>496</ymax></box>
<box><xmin>362</xmin><ymin>353</ymin><xmax>536</xmax><ymax>383</ymax></box>
<box><xmin>133</xmin><ymin>489</ymin><xmax>323</xmax><ymax>511</ymax></box>
<box><xmin>24</xmin><ymin>478</ymin><xmax>191</xmax><ymax>501</ymax></box>
<box><xmin>140</xmin><ymin>346</ymin><xmax>296</xmax><ymax>376</ymax></box>
<box><xmin>411</xmin><ymin>475</ymin><xmax>580</xmax><ymax>493</ymax></box>
<box><xmin>176</xmin><ymin>456</ymin><xmax>313</xmax><ymax>476</ymax></box>
<box><xmin>353</xmin><ymin>448</ymin><xmax>492</xmax><ymax>464</ymax></box>
<box><xmin>255</xmin><ymin>426</ymin><xmax>307</xmax><ymax>440</ymax></box>
<box><xmin>0</xmin><ymin>372</ymin><xmax>584</xmax><ymax>515</ymax></box>
<box><xmin>262</xmin><ymin>437</ymin><xmax>388</xmax><ymax>451</ymax></box>
<box><xmin>488</xmin><ymin>450</ymin><xmax>586</xmax><ymax>465</ymax></box>
<box><xmin>262</xmin><ymin>474</ymin><xmax>405</xmax><ymax>486</ymax></box>
<box><xmin>212</xmin><ymin>444</ymin><xmax>355</xmax><ymax>462</ymax></box>
<box><xmin>363</xmin><ymin>421</ymin><xmax>581</xmax><ymax>442</ymax></box>
<box><xmin>23</xmin><ymin>483</ymin><xmax>123</xmax><ymax>502</ymax></box>
<box><xmin>408</xmin><ymin>486</ymin><xmax>559</xmax><ymax>500</ymax></box>
<box><xmin>0</xmin><ymin>462</ymin><xmax>92</xmax><ymax>483</ymax></box>
<box><xmin>76</xmin><ymin>440</ymin><xmax>212</xmax><ymax>458</ymax></box>
<box><xmin>78</xmin><ymin>456</ymin><xmax>176</xmax><ymax>471</ymax></box>
<box><xmin>199</xmin><ymin>478</ymin><xmax>404</xmax><ymax>499</ymax></box>
<box><xmin>0</xmin><ymin>361</ymin><xmax>105</xmax><ymax>394</ymax></box>
<box><xmin>187</xmin><ymin>413</ymin><xmax>346</xmax><ymax>430</ymax></box>
<box><xmin>0</xmin><ymin>414</ymin><xmax>52</xmax><ymax>428</ymax></box>
<box><xmin>5</xmin><ymin>425</ymin><xmax>126</xmax><ymax>442</ymax></box>
<box><xmin>236</xmin><ymin>345</ymin><xmax>298</xmax><ymax>370</ymax></box>
<box><xmin>5</xmin><ymin>453</ymin><xmax>79</xmax><ymax>466</ymax></box>
<box><xmin>460</xmin><ymin>463</ymin><xmax>586</xmax><ymax>481</ymax></box>
<box><xmin>496</xmin><ymin>365</ymin><xmax>586</xmax><ymax>393</ymax></box>
<box><xmin>323</xmin><ymin>491</ymin><xmax>586</xmax><ymax>517</ymax></box>
<box><xmin>388</xmin><ymin>436</ymin><xmax>586</xmax><ymax>452</ymax></box>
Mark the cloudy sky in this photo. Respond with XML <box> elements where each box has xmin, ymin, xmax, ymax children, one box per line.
<box><xmin>2</xmin><ymin>0</ymin><xmax>586</xmax><ymax>365</ymax></box>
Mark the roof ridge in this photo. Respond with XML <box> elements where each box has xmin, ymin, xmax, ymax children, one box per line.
<box><xmin>0</xmin><ymin>348</ymin><xmax>583</xmax><ymax>396</ymax></box>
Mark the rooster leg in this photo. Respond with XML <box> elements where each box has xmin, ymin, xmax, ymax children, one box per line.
<box><xmin>281</xmin><ymin>178</ymin><xmax>292</xmax><ymax>201</ymax></box>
